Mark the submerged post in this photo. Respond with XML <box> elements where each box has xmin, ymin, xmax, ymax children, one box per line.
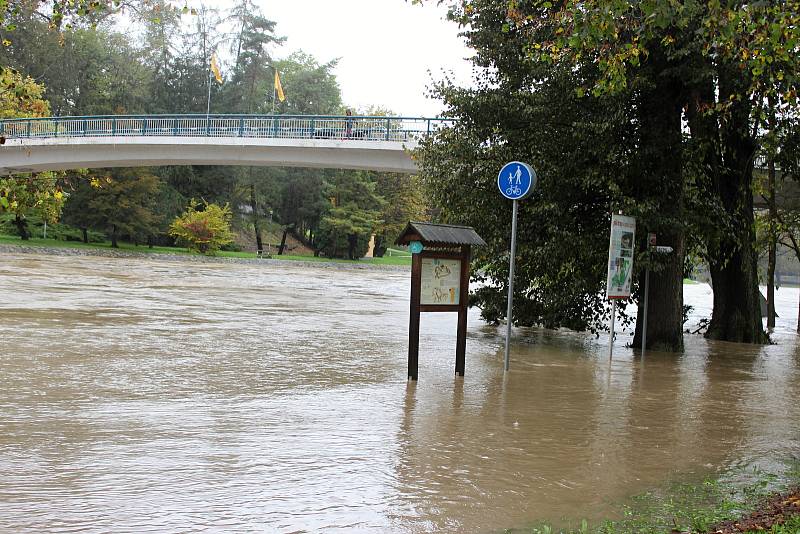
<box><xmin>503</xmin><ymin>199</ymin><xmax>519</xmax><ymax>371</ymax></box>
<box><xmin>408</xmin><ymin>251</ymin><xmax>422</xmax><ymax>380</ymax></box>
<box><xmin>641</xmin><ymin>233</ymin><xmax>656</xmax><ymax>356</ymax></box>
<box><xmin>641</xmin><ymin>266</ymin><xmax>650</xmax><ymax>355</ymax></box>
<box><xmin>609</xmin><ymin>300</ymin><xmax>617</xmax><ymax>360</ymax></box>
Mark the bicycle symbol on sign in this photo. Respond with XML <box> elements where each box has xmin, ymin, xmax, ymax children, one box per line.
<box><xmin>506</xmin><ymin>185</ymin><xmax>522</xmax><ymax>196</ymax></box>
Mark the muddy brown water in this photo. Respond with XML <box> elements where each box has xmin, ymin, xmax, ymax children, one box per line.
<box><xmin>0</xmin><ymin>253</ymin><xmax>798</xmax><ymax>533</ymax></box>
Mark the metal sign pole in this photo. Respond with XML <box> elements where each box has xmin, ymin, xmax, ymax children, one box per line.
<box><xmin>497</xmin><ymin>161</ymin><xmax>536</xmax><ymax>373</ymax></box>
<box><xmin>641</xmin><ymin>265</ymin><xmax>650</xmax><ymax>356</ymax></box>
<box><xmin>504</xmin><ymin>199</ymin><xmax>519</xmax><ymax>372</ymax></box>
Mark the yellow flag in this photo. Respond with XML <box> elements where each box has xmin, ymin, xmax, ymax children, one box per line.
<box><xmin>274</xmin><ymin>70</ymin><xmax>285</xmax><ymax>102</ymax></box>
<box><xmin>210</xmin><ymin>53</ymin><xmax>223</xmax><ymax>84</ymax></box>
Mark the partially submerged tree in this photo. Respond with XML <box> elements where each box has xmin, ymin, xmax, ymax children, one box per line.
<box><xmin>418</xmin><ymin>0</ymin><xmax>799</xmax><ymax>347</ymax></box>
<box><xmin>770</xmin><ymin>114</ymin><xmax>800</xmax><ymax>331</ymax></box>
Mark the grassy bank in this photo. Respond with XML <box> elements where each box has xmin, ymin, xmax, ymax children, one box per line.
<box><xmin>0</xmin><ymin>234</ymin><xmax>412</xmax><ymax>266</ymax></box>
<box><xmin>518</xmin><ymin>461</ymin><xmax>800</xmax><ymax>534</ymax></box>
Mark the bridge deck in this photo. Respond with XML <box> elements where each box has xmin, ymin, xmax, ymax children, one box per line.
<box><xmin>0</xmin><ymin>114</ymin><xmax>449</xmax><ymax>174</ymax></box>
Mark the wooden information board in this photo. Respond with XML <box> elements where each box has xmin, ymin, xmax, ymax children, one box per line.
<box><xmin>397</xmin><ymin>222</ymin><xmax>485</xmax><ymax>381</ymax></box>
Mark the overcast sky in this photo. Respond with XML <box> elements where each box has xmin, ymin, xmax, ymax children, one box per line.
<box><xmin>251</xmin><ymin>0</ymin><xmax>475</xmax><ymax>117</ymax></box>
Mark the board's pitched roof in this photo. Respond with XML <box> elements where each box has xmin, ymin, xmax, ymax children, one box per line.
<box><xmin>396</xmin><ymin>221</ymin><xmax>486</xmax><ymax>247</ymax></box>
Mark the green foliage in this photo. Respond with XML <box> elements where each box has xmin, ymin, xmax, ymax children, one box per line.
<box><xmin>0</xmin><ymin>9</ymin><xmax>149</xmax><ymax>115</ymax></box>
<box><xmin>490</xmin><ymin>0</ymin><xmax>799</xmax><ymax>107</ymax></box>
<box><xmin>0</xmin><ymin>214</ymin><xmax>104</xmax><ymax>242</ymax></box>
<box><xmin>170</xmin><ymin>200</ymin><xmax>234</xmax><ymax>255</ymax></box>
<box><xmin>757</xmin><ymin>514</ymin><xmax>800</xmax><ymax>533</ymax></box>
<box><xmin>374</xmin><ymin>173</ymin><xmax>428</xmax><ymax>257</ymax></box>
<box><xmin>272</xmin><ymin>52</ymin><xmax>342</xmax><ymax>115</ymax></box>
<box><xmin>416</xmin><ymin>63</ymin><xmax>634</xmax><ymax>331</ymax></box>
<box><xmin>82</xmin><ymin>169</ymin><xmax>162</xmax><ymax>247</ymax></box>
<box><xmin>222</xmin><ymin>0</ymin><xmax>283</xmax><ymax>113</ymax></box>
<box><xmin>0</xmin><ymin>66</ymin><xmax>69</xmax><ymax>240</ymax></box>
<box><xmin>0</xmin><ymin>175</ymin><xmax>67</xmax><ymax>239</ymax></box>
<box><xmin>418</xmin><ymin>0</ymin><xmax>795</xmax><ymax>344</ymax></box>
<box><xmin>316</xmin><ymin>172</ymin><xmax>384</xmax><ymax>260</ymax></box>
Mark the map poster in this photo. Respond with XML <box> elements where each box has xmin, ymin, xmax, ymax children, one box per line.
<box><xmin>606</xmin><ymin>214</ymin><xmax>636</xmax><ymax>299</ymax></box>
<box><xmin>421</xmin><ymin>258</ymin><xmax>461</xmax><ymax>306</ymax></box>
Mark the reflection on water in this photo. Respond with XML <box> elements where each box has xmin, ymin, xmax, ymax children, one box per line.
<box><xmin>0</xmin><ymin>253</ymin><xmax>798</xmax><ymax>532</ymax></box>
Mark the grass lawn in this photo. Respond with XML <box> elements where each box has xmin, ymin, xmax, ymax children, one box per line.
<box><xmin>0</xmin><ymin>234</ymin><xmax>411</xmax><ymax>266</ymax></box>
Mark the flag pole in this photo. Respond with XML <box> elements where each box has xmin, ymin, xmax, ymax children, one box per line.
<box><xmin>271</xmin><ymin>66</ymin><xmax>277</xmax><ymax>115</ymax></box>
<box><xmin>206</xmin><ymin>65</ymin><xmax>212</xmax><ymax>117</ymax></box>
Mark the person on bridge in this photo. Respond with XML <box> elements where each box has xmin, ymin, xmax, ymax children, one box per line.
<box><xmin>345</xmin><ymin>109</ymin><xmax>353</xmax><ymax>139</ymax></box>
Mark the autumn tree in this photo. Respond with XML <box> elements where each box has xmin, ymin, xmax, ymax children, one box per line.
<box><xmin>0</xmin><ymin>67</ymin><xmax>50</xmax><ymax>118</ymax></box>
<box><xmin>170</xmin><ymin>200</ymin><xmax>234</xmax><ymax>255</ymax></box>
<box><xmin>0</xmin><ymin>175</ymin><xmax>66</xmax><ymax>239</ymax></box>
<box><xmin>0</xmin><ymin>70</ymin><xmax>66</xmax><ymax>238</ymax></box>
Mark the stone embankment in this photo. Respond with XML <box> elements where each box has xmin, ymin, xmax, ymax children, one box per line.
<box><xmin>0</xmin><ymin>244</ymin><xmax>409</xmax><ymax>272</ymax></box>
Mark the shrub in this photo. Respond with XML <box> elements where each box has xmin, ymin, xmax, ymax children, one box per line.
<box><xmin>169</xmin><ymin>200</ymin><xmax>234</xmax><ymax>255</ymax></box>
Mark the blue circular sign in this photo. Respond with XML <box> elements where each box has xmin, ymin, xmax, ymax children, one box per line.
<box><xmin>409</xmin><ymin>241</ymin><xmax>424</xmax><ymax>254</ymax></box>
<box><xmin>497</xmin><ymin>161</ymin><xmax>536</xmax><ymax>200</ymax></box>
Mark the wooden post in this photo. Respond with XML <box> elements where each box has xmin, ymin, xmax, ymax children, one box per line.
<box><xmin>408</xmin><ymin>251</ymin><xmax>422</xmax><ymax>380</ymax></box>
<box><xmin>455</xmin><ymin>246</ymin><xmax>470</xmax><ymax>376</ymax></box>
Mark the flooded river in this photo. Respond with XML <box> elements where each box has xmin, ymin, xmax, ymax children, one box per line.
<box><xmin>0</xmin><ymin>253</ymin><xmax>798</xmax><ymax>533</ymax></box>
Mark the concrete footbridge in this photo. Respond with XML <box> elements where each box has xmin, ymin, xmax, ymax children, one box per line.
<box><xmin>0</xmin><ymin>114</ymin><xmax>450</xmax><ymax>175</ymax></box>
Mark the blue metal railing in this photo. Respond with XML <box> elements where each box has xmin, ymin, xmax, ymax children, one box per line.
<box><xmin>0</xmin><ymin>114</ymin><xmax>451</xmax><ymax>143</ymax></box>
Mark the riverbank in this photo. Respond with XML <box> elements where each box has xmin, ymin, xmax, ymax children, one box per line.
<box><xmin>709</xmin><ymin>487</ymin><xmax>800</xmax><ymax>533</ymax></box>
<box><xmin>522</xmin><ymin>462</ymin><xmax>800</xmax><ymax>534</ymax></box>
<box><xmin>0</xmin><ymin>238</ymin><xmax>411</xmax><ymax>271</ymax></box>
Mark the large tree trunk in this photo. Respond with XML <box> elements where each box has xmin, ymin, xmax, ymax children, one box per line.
<box><xmin>707</xmin><ymin>248</ymin><xmax>764</xmax><ymax>342</ymax></box>
<box><xmin>766</xmin><ymin>98</ymin><xmax>778</xmax><ymax>330</ymax></box>
<box><xmin>249</xmin><ymin>181</ymin><xmax>263</xmax><ymax>254</ymax></box>
<box><xmin>374</xmin><ymin>235</ymin><xmax>387</xmax><ymax>258</ymax></box>
<box><xmin>633</xmin><ymin>232</ymin><xmax>686</xmax><ymax>351</ymax></box>
<box><xmin>704</xmin><ymin>66</ymin><xmax>767</xmax><ymax>344</ymax></box>
<box><xmin>81</xmin><ymin>227</ymin><xmax>88</xmax><ymax>244</ymax></box>
<box><xmin>278</xmin><ymin>227</ymin><xmax>288</xmax><ymax>255</ymax></box>
<box><xmin>14</xmin><ymin>215</ymin><xmax>29</xmax><ymax>240</ymax></box>
<box><xmin>767</xmin><ymin>155</ymin><xmax>777</xmax><ymax>329</ymax></box>
<box><xmin>347</xmin><ymin>233</ymin><xmax>358</xmax><ymax>260</ymax></box>
<box><xmin>631</xmin><ymin>51</ymin><xmax>685</xmax><ymax>352</ymax></box>
<box><xmin>111</xmin><ymin>224</ymin><xmax>119</xmax><ymax>248</ymax></box>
